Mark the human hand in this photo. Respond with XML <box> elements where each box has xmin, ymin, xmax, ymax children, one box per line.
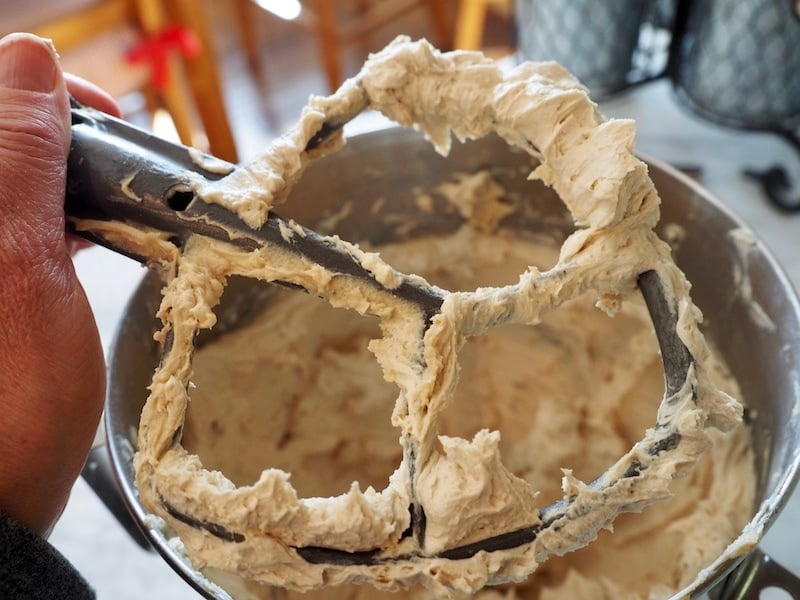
<box><xmin>0</xmin><ymin>32</ymin><xmax>120</xmax><ymax>536</ymax></box>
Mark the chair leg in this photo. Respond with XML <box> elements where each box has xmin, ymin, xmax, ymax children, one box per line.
<box><xmin>167</xmin><ymin>0</ymin><xmax>239</xmax><ymax>161</ymax></box>
<box><xmin>454</xmin><ymin>0</ymin><xmax>490</xmax><ymax>50</ymax></box>
<box><xmin>162</xmin><ymin>63</ymin><xmax>198</xmax><ymax>146</ymax></box>
<box><xmin>233</xmin><ymin>0</ymin><xmax>262</xmax><ymax>73</ymax></box>
<box><xmin>313</xmin><ymin>0</ymin><xmax>343</xmax><ymax>92</ymax></box>
<box><xmin>131</xmin><ymin>0</ymin><xmax>196</xmax><ymax>146</ymax></box>
<box><xmin>129</xmin><ymin>0</ymin><xmax>238</xmax><ymax>161</ymax></box>
<box><xmin>425</xmin><ymin>0</ymin><xmax>453</xmax><ymax>50</ymax></box>
<box><xmin>352</xmin><ymin>0</ymin><xmax>371</xmax><ymax>14</ymax></box>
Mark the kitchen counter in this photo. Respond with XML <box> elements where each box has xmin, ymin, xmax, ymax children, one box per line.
<box><xmin>54</xmin><ymin>77</ymin><xmax>800</xmax><ymax>598</ymax></box>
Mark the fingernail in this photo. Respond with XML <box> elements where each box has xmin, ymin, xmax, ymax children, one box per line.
<box><xmin>0</xmin><ymin>33</ymin><xmax>60</xmax><ymax>93</ymax></box>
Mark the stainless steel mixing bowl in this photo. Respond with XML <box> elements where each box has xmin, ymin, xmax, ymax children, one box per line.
<box><xmin>94</xmin><ymin>128</ymin><xmax>800</xmax><ymax>599</ymax></box>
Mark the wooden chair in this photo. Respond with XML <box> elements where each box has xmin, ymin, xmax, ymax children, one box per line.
<box><xmin>454</xmin><ymin>0</ymin><xmax>513</xmax><ymax>54</ymax></box>
<box><xmin>3</xmin><ymin>0</ymin><xmax>238</xmax><ymax>162</ymax></box>
<box><xmin>238</xmin><ymin>0</ymin><xmax>453</xmax><ymax>93</ymax></box>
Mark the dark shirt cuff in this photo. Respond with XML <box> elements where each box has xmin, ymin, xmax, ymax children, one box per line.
<box><xmin>0</xmin><ymin>510</ymin><xmax>94</xmax><ymax>599</ymax></box>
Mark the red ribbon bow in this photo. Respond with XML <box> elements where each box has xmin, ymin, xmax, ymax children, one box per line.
<box><xmin>126</xmin><ymin>24</ymin><xmax>201</xmax><ymax>93</ymax></box>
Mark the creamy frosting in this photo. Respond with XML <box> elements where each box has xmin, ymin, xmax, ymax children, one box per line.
<box><xmin>181</xmin><ymin>225</ymin><xmax>754</xmax><ymax>599</ymax></box>
<box><xmin>75</xmin><ymin>37</ymin><xmax>750</xmax><ymax>596</ymax></box>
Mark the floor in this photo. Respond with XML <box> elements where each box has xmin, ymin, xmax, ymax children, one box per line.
<box><xmin>45</xmin><ymin>2</ymin><xmax>800</xmax><ymax>598</ymax></box>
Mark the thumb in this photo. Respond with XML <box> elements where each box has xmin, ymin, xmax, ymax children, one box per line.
<box><xmin>0</xmin><ymin>34</ymin><xmax>105</xmax><ymax>535</ymax></box>
<box><xmin>0</xmin><ymin>33</ymin><xmax>71</xmax><ymax>264</ymax></box>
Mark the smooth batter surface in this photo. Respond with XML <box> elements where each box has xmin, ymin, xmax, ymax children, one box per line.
<box><xmin>74</xmin><ymin>37</ymin><xmax>753</xmax><ymax>596</ymax></box>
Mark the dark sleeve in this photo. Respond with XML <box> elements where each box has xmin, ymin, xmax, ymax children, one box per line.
<box><xmin>0</xmin><ymin>511</ymin><xmax>94</xmax><ymax>599</ymax></box>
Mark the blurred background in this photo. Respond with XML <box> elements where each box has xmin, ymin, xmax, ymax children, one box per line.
<box><xmin>0</xmin><ymin>0</ymin><xmax>515</xmax><ymax>163</ymax></box>
<box><xmin>3</xmin><ymin>0</ymin><xmax>796</xmax><ymax>204</ymax></box>
<box><xmin>2</xmin><ymin>0</ymin><xmax>800</xmax><ymax>598</ymax></box>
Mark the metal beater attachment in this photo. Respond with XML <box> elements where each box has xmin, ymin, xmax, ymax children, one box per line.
<box><xmin>67</xmin><ymin>101</ymin><xmax>443</xmax><ymax>320</ymax></box>
<box><xmin>66</xmin><ymin>101</ymin><xmax>694</xmax><ymax>563</ymax></box>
